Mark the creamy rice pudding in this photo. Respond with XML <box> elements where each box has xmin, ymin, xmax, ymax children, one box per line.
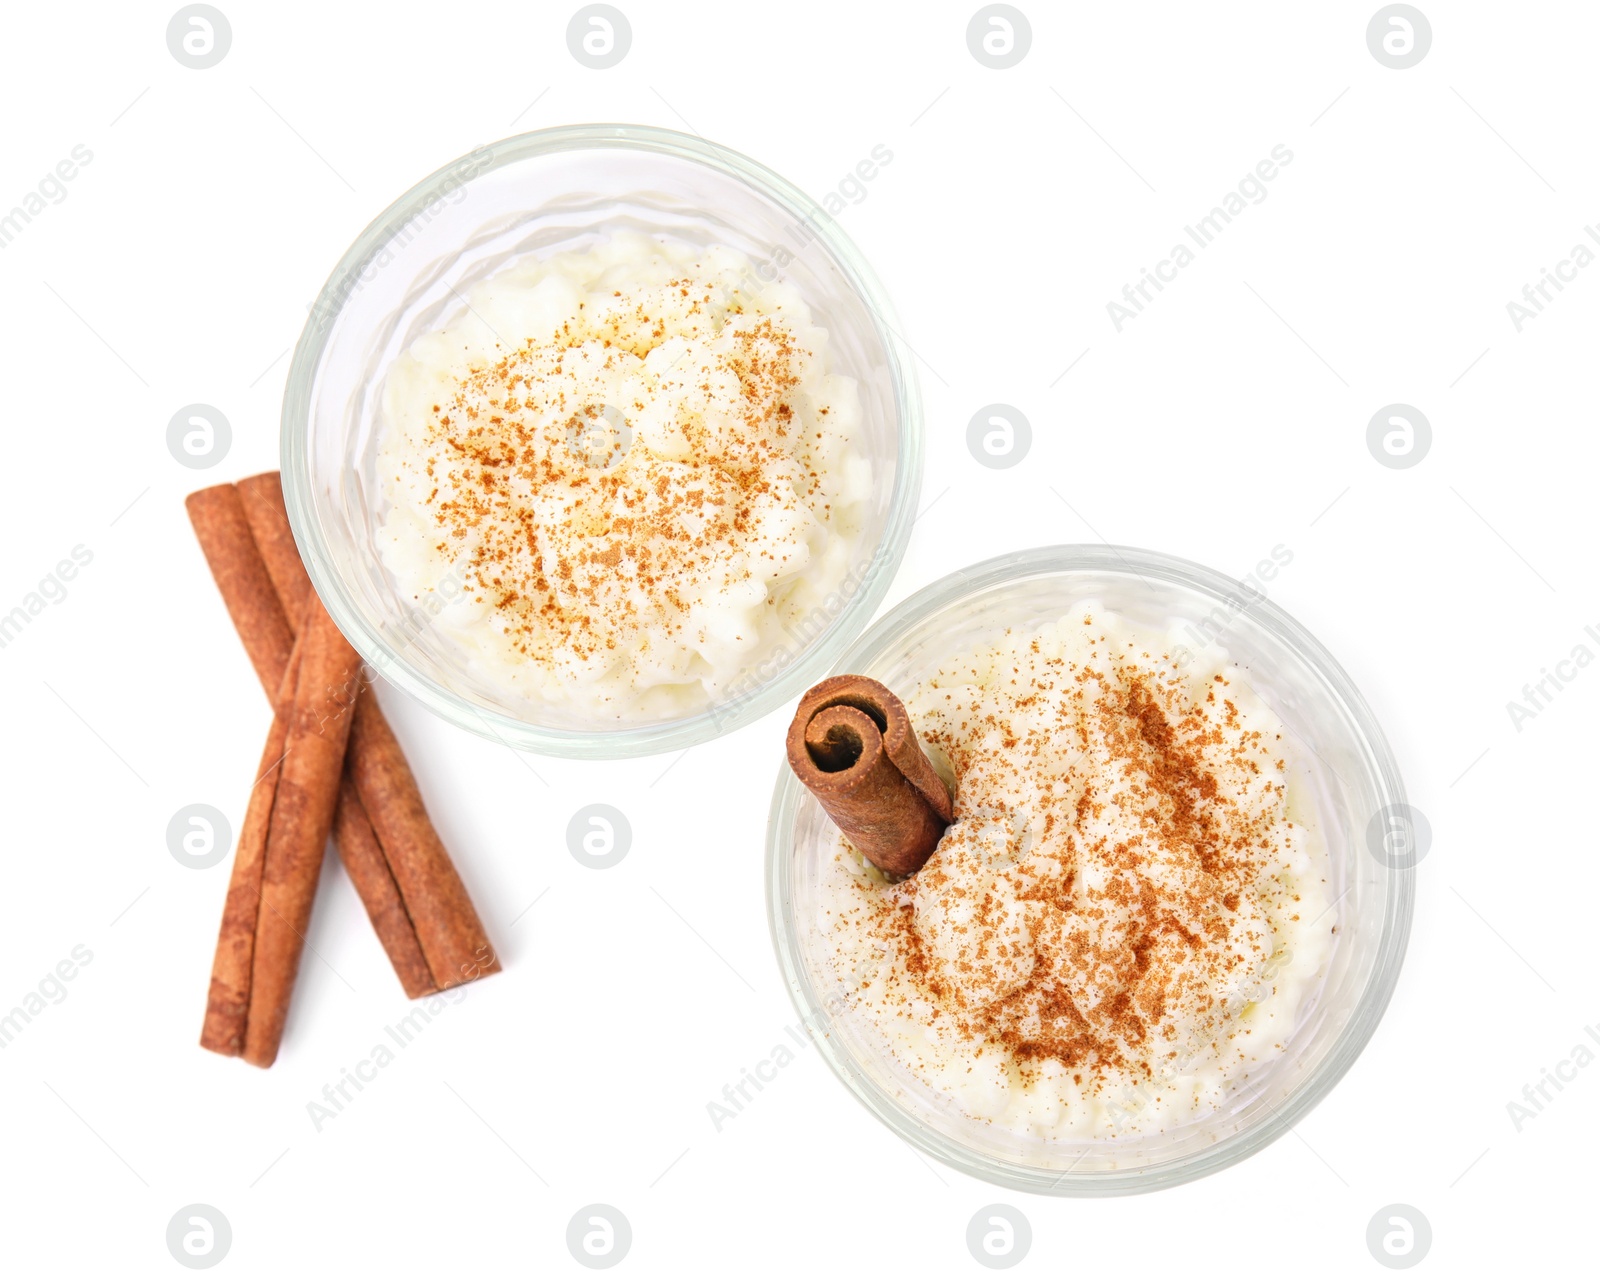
<box><xmin>375</xmin><ymin>233</ymin><xmax>871</xmax><ymax>721</ymax></box>
<box><xmin>818</xmin><ymin>601</ymin><xmax>1334</xmax><ymax>1138</ymax></box>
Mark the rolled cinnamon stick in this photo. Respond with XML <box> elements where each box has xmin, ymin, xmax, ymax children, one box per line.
<box><xmin>187</xmin><ymin>477</ymin><xmax>498</xmax><ymax>1001</ymax></box>
<box><xmin>242</xmin><ymin>596</ymin><xmax>363</xmax><ymax>1067</ymax></box>
<box><xmin>186</xmin><ymin>484</ymin><xmax>294</xmax><ymax>693</ymax></box>
<box><xmin>229</xmin><ymin>473</ymin><xmax>499</xmax><ymax>992</ymax></box>
<box><xmin>198</xmin><ymin>646</ymin><xmax>299</xmax><ymax>1057</ymax></box>
<box><xmin>186</xmin><ymin>484</ymin><xmax>296</xmax><ymax>691</ymax></box>
<box><xmin>348</xmin><ymin>705</ymin><xmax>502</xmax><ymax>989</ymax></box>
<box><xmin>786</xmin><ymin>675</ymin><xmax>954</xmax><ymax>876</ymax></box>
<box><xmin>236</xmin><ymin>472</ymin><xmax>311</xmax><ymax>627</ymax></box>
<box><xmin>229</xmin><ymin>477</ymin><xmax>443</xmax><ymax>996</ymax></box>
<box><xmin>189</xmin><ymin>483</ymin><xmax>438</xmax><ymax>999</ymax></box>
<box><xmin>330</xmin><ymin>774</ymin><xmax>439</xmax><ymax>998</ymax></box>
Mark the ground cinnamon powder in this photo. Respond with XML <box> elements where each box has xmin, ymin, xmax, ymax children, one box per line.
<box><xmin>834</xmin><ymin>615</ymin><xmax>1314</xmax><ymax>1109</ymax></box>
<box><xmin>405</xmin><ymin>281</ymin><xmax>814</xmax><ymax>670</ymax></box>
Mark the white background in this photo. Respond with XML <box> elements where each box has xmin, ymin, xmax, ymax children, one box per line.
<box><xmin>1</xmin><ymin>1</ymin><xmax>1595</xmax><ymax>1270</ymax></box>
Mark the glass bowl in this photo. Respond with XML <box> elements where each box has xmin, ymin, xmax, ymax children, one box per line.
<box><xmin>766</xmin><ymin>545</ymin><xmax>1415</xmax><ymax>1195</ymax></box>
<box><xmin>281</xmin><ymin>124</ymin><xmax>921</xmax><ymax>758</ymax></box>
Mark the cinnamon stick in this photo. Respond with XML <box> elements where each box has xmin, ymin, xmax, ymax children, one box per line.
<box><xmin>190</xmin><ymin>483</ymin><xmax>436</xmax><ymax>1000</ymax></box>
<box><xmin>186</xmin><ymin>484</ymin><xmax>294</xmax><ymax>693</ymax></box>
<box><xmin>242</xmin><ymin>597</ymin><xmax>362</xmax><ymax>1067</ymax></box>
<box><xmin>236</xmin><ymin>472</ymin><xmax>311</xmax><ymax>627</ymax></box>
<box><xmin>348</xmin><ymin>705</ymin><xmax>502</xmax><ymax>988</ymax></box>
<box><xmin>198</xmin><ymin>646</ymin><xmax>298</xmax><ymax>1057</ymax></box>
<box><xmin>229</xmin><ymin>476</ymin><xmax>442</xmax><ymax>996</ymax></box>
<box><xmin>185</xmin><ymin>484</ymin><xmax>296</xmax><ymax>692</ymax></box>
<box><xmin>227</xmin><ymin>473</ymin><xmax>499</xmax><ymax>992</ymax></box>
<box><xmin>786</xmin><ymin>675</ymin><xmax>954</xmax><ymax>876</ymax></box>
<box><xmin>329</xmin><ymin>774</ymin><xmax>439</xmax><ymax>998</ymax></box>
<box><xmin>187</xmin><ymin>477</ymin><xmax>498</xmax><ymax>1002</ymax></box>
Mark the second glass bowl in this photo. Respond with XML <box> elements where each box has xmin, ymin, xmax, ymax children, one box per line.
<box><xmin>767</xmin><ymin>545</ymin><xmax>1414</xmax><ymax>1195</ymax></box>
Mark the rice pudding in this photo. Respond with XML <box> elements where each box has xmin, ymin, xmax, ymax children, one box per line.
<box><xmin>375</xmin><ymin>233</ymin><xmax>871</xmax><ymax>722</ymax></box>
<box><xmin>818</xmin><ymin>601</ymin><xmax>1334</xmax><ymax>1139</ymax></box>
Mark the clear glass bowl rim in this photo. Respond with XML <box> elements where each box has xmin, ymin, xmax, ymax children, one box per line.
<box><xmin>765</xmin><ymin>543</ymin><xmax>1415</xmax><ymax>1196</ymax></box>
<box><xmin>280</xmin><ymin>123</ymin><xmax>924</xmax><ymax>758</ymax></box>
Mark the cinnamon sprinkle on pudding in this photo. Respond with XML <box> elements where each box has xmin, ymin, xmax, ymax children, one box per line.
<box><xmin>819</xmin><ymin>602</ymin><xmax>1333</xmax><ymax>1138</ymax></box>
<box><xmin>376</xmin><ymin>233</ymin><xmax>871</xmax><ymax>721</ymax></box>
